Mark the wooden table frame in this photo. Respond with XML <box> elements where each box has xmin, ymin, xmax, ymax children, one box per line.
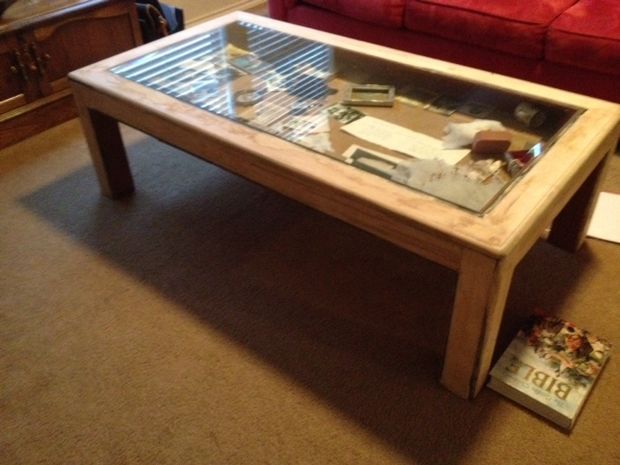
<box><xmin>69</xmin><ymin>12</ymin><xmax>620</xmax><ymax>398</ymax></box>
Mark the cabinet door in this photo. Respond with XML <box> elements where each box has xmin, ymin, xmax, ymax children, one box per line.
<box><xmin>31</xmin><ymin>1</ymin><xmax>140</xmax><ymax>96</ymax></box>
<box><xmin>0</xmin><ymin>33</ymin><xmax>42</xmax><ymax>114</ymax></box>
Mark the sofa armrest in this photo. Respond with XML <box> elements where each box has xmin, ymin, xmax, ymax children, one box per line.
<box><xmin>268</xmin><ymin>0</ymin><xmax>298</xmax><ymax>20</ymax></box>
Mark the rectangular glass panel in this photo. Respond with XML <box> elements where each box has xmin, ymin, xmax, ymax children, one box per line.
<box><xmin>112</xmin><ymin>20</ymin><xmax>582</xmax><ymax>213</ymax></box>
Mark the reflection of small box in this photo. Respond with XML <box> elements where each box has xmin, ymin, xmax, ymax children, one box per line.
<box><xmin>472</xmin><ymin>130</ymin><xmax>512</xmax><ymax>154</ymax></box>
<box><xmin>343</xmin><ymin>84</ymin><xmax>395</xmax><ymax>107</ymax></box>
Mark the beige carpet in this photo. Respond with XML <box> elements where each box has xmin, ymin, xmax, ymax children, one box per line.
<box><xmin>2</xmin><ymin>5</ymin><xmax>620</xmax><ymax>465</ymax></box>
<box><xmin>2</xmin><ymin>118</ymin><xmax>620</xmax><ymax>465</ymax></box>
<box><xmin>171</xmin><ymin>0</ymin><xmax>267</xmax><ymax>25</ymax></box>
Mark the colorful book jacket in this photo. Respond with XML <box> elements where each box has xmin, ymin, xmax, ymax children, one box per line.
<box><xmin>488</xmin><ymin>314</ymin><xmax>611</xmax><ymax>430</ymax></box>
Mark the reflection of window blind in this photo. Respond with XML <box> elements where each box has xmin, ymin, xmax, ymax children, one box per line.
<box><xmin>113</xmin><ymin>32</ymin><xmax>223</xmax><ymax>86</ymax></box>
<box><xmin>111</xmin><ymin>21</ymin><xmax>334</xmax><ymax>138</ymax></box>
<box><xmin>241</xmin><ymin>22</ymin><xmax>333</xmax><ymax>140</ymax></box>
<box><xmin>244</xmin><ymin>21</ymin><xmax>332</xmax><ymax>100</ymax></box>
<box><xmin>112</xmin><ymin>29</ymin><xmax>236</xmax><ymax>117</ymax></box>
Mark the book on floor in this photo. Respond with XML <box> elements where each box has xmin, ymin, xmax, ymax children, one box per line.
<box><xmin>488</xmin><ymin>314</ymin><xmax>611</xmax><ymax>430</ymax></box>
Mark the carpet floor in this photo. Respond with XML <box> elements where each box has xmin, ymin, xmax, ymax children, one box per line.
<box><xmin>2</xmin><ymin>117</ymin><xmax>619</xmax><ymax>465</ymax></box>
<box><xmin>1</xmin><ymin>4</ymin><xmax>619</xmax><ymax>465</ymax></box>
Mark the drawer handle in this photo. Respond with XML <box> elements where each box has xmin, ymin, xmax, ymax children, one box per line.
<box><xmin>30</xmin><ymin>43</ymin><xmax>49</xmax><ymax>77</ymax></box>
<box><xmin>10</xmin><ymin>49</ymin><xmax>29</xmax><ymax>81</ymax></box>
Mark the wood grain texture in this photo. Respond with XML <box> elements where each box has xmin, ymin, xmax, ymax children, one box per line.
<box><xmin>72</xmin><ymin>90</ymin><xmax>133</xmax><ymax>197</ymax></box>
<box><xmin>0</xmin><ymin>91</ymin><xmax>75</xmax><ymax>149</ymax></box>
<box><xmin>0</xmin><ymin>0</ymin><xmax>141</xmax><ymax>149</ymax></box>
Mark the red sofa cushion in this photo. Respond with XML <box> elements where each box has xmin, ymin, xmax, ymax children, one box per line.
<box><xmin>547</xmin><ymin>0</ymin><xmax>620</xmax><ymax>77</ymax></box>
<box><xmin>404</xmin><ymin>0</ymin><xmax>578</xmax><ymax>59</ymax></box>
<box><xmin>302</xmin><ymin>0</ymin><xmax>406</xmax><ymax>28</ymax></box>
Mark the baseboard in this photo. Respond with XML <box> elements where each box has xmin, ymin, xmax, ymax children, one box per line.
<box><xmin>186</xmin><ymin>0</ymin><xmax>266</xmax><ymax>26</ymax></box>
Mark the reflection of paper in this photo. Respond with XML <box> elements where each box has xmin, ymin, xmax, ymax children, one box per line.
<box><xmin>179</xmin><ymin>57</ymin><xmax>215</xmax><ymax>71</ymax></box>
<box><xmin>226</xmin><ymin>44</ymin><xmax>250</xmax><ymax>58</ymax></box>
<box><xmin>341</xmin><ymin>116</ymin><xmax>468</xmax><ymax>165</ymax></box>
<box><xmin>298</xmin><ymin>132</ymin><xmax>334</xmax><ymax>154</ymax></box>
<box><xmin>431</xmin><ymin>148</ymin><xmax>470</xmax><ymax>165</ymax></box>
<box><xmin>442</xmin><ymin>120</ymin><xmax>505</xmax><ymax>149</ymax></box>
<box><xmin>587</xmin><ymin>192</ymin><xmax>620</xmax><ymax>243</ymax></box>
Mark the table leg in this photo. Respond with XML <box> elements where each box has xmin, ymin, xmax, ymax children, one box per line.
<box><xmin>547</xmin><ymin>150</ymin><xmax>612</xmax><ymax>252</ymax></box>
<box><xmin>76</xmin><ymin>106</ymin><xmax>134</xmax><ymax>198</ymax></box>
<box><xmin>441</xmin><ymin>249</ymin><xmax>515</xmax><ymax>398</ymax></box>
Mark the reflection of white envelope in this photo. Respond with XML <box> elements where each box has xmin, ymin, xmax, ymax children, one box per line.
<box><xmin>341</xmin><ymin>116</ymin><xmax>468</xmax><ymax>165</ymax></box>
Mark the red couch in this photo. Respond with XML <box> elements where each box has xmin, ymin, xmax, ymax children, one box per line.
<box><xmin>268</xmin><ymin>0</ymin><xmax>620</xmax><ymax>103</ymax></box>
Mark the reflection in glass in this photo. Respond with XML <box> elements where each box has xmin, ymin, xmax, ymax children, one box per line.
<box><xmin>112</xmin><ymin>21</ymin><xmax>582</xmax><ymax>213</ymax></box>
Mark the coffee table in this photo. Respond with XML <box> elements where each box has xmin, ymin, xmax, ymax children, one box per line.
<box><xmin>68</xmin><ymin>12</ymin><xmax>620</xmax><ymax>398</ymax></box>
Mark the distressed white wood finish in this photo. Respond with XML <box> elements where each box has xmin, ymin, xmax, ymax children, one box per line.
<box><xmin>69</xmin><ymin>12</ymin><xmax>620</xmax><ymax>398</ymax></box>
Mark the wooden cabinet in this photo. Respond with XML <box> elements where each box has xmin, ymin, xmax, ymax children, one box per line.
<box><xmin>0</xmin><ymin>0</ymin><xmax>142</xmax><ymax>149</ymax></box>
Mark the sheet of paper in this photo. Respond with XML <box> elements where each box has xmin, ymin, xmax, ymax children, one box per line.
<box><xmin>587</xmin><ymin>192</ymin><xmax>620</xmax><ymax>244</ymax></box>
<box><xmin>341</xmin><ymin>116</ymin><xmax>469</xmax><ymax>165</ymax></box>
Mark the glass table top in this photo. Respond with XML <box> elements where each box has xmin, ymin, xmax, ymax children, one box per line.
<box><xmin>111</xmin><ymin>20</ymin><xmax>582</xmax><ymax>213</ymax></box>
